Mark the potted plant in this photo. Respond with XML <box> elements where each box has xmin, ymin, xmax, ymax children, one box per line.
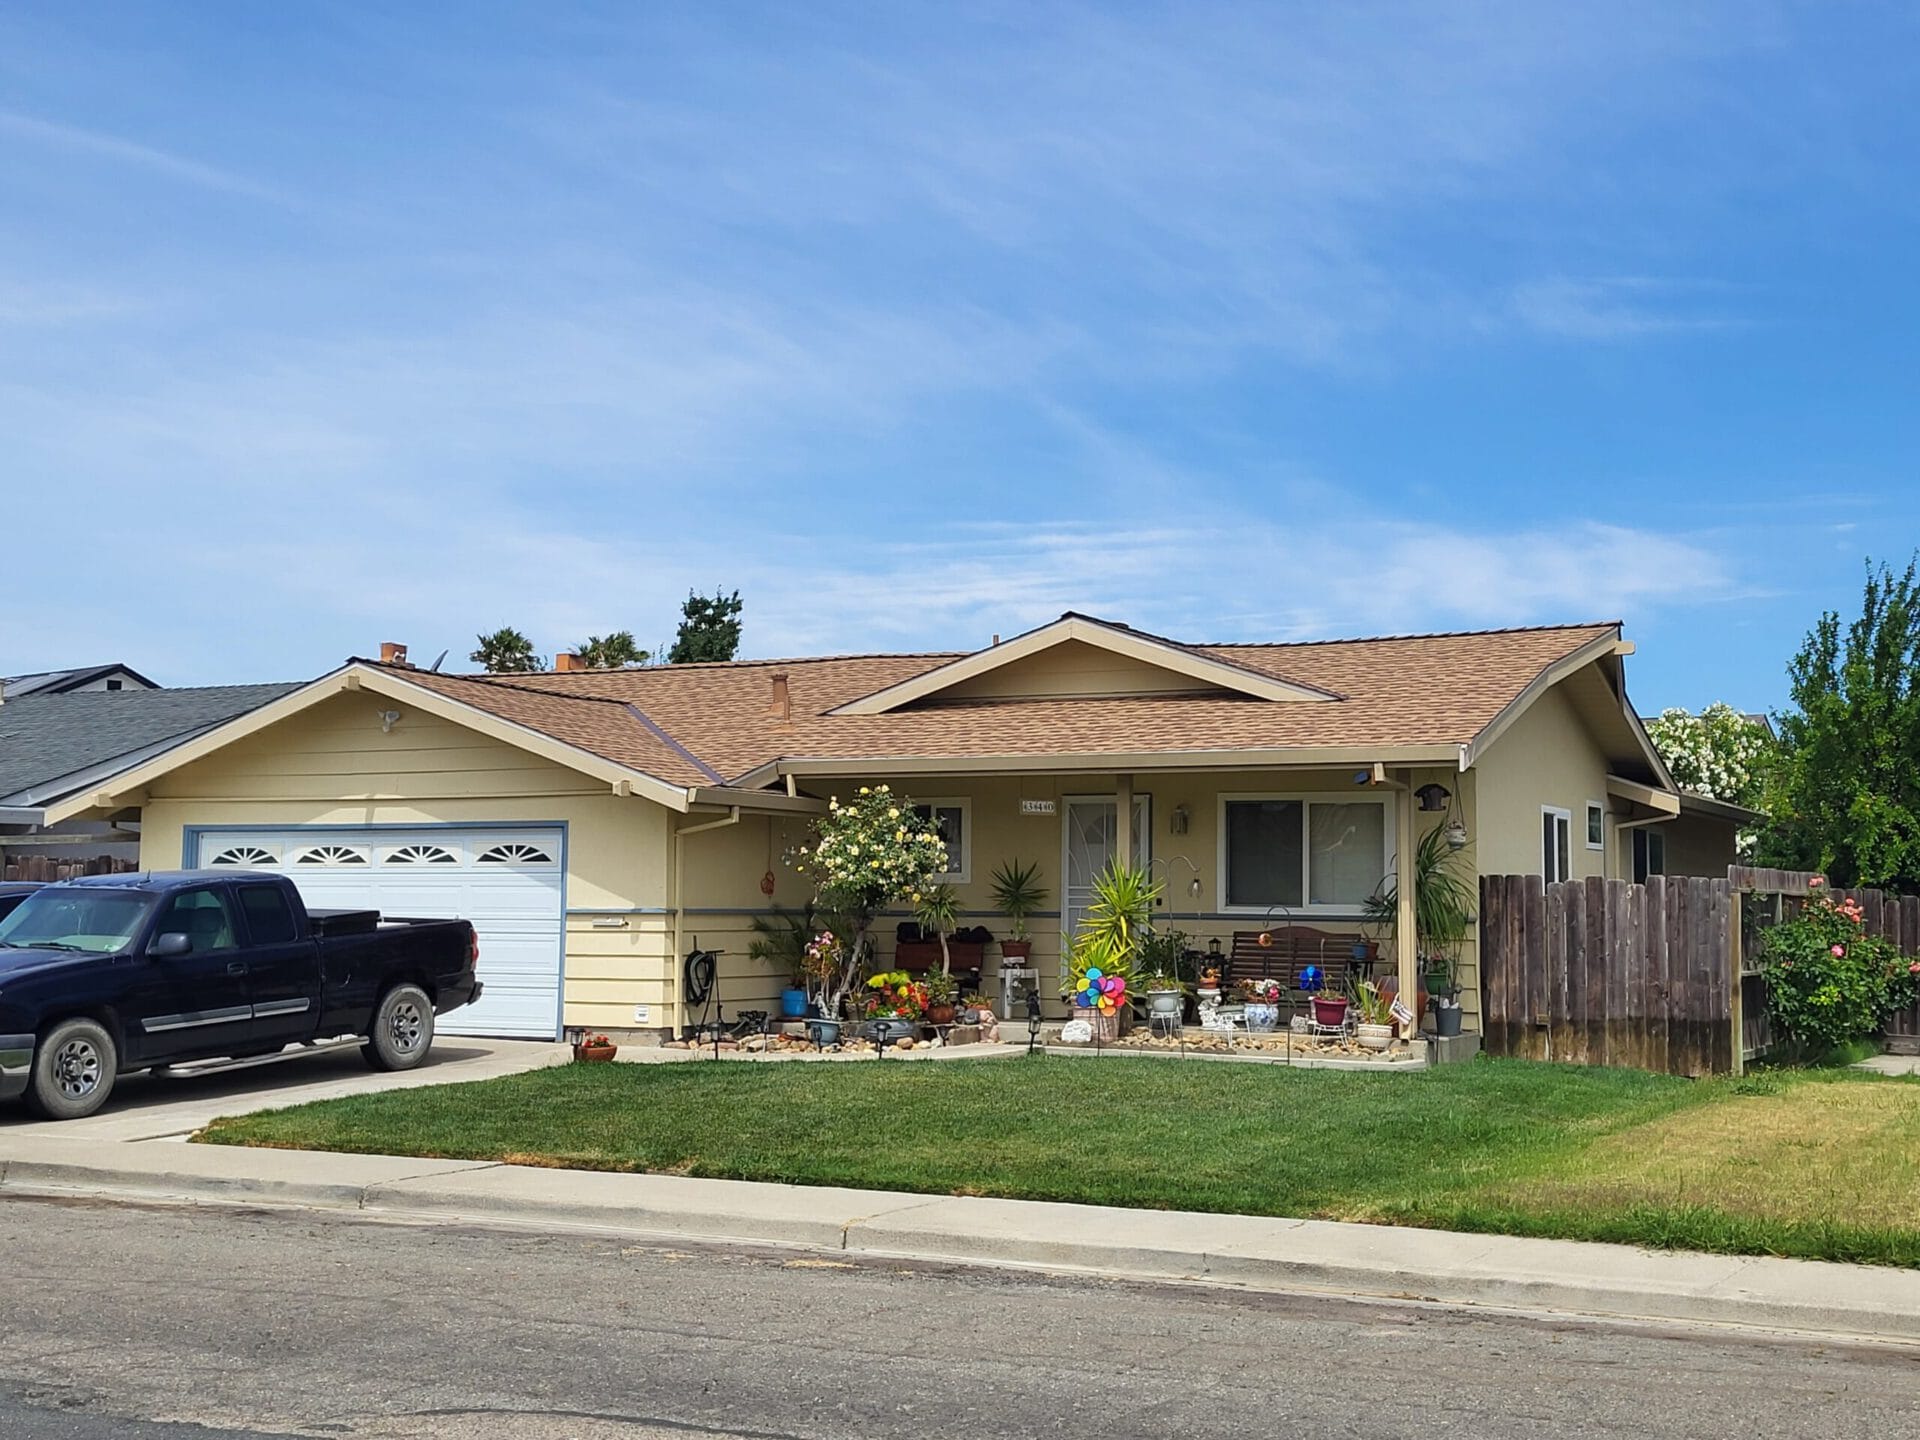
<box><xmin>921</xmin><ymin>968</ymin><xmax>960</xmax><ymax>1026</ymax></box>
<box><xmin>1427</xmin><ymin>954</ymin><xmax>1464</xmax><ymax>1037</ymax></box>
<box><xmin>914</xmin><ymin>884</ymin><xmax>961</xmax><ymax>974</ymax></box>
<box><xmin>1062</xmin><ymin>861</ymin><xmax>1160</xmax><ymax>1040</ymax></box>
<box><xmin>1308</xmin><ymin>977</ymin><xmax>1349</xmax><ymax>1029</ymax></box>
<box><xmin>989</xmin><ymin>858</ymin><xmax>1047</xmax><ymax>965</ymax></box>
<box><xmin>1236</xmin><ymin>976</ymin><xmax>1283</xmax><ymax>1031</ymax></box>
<box><xmin>862</xmin><ymin>969</ymin><xmax>928</xmax><ymax>1044</ymax></box>
<box><xmin>1138</xmin><ymin>969</ymin><xmax>1185</xmax><ymax>1019</ymax></box>
<box><xmin>799</xmin><ymin>929</ymin><xmax>848</xmax><ymax>1046</ymax></box>
<box><xmin>573</xmin><ymin>1032</ymin><xmax>618</xmax><ymax>1063</ymax></box>
<box><xmin>749</xmin><ymin>903</ymin><xmax>823</xmax><ymax>1019</ymax></box>
<box><xmin>1352</xmin><ymin>980</ymin><xmax>1395</xmax><ymax>1050</ymax></box>
<box><xmin>1364</xmin><ymin>822</ymin><xmax>1475</xmax><ymax>1028</ymax></box>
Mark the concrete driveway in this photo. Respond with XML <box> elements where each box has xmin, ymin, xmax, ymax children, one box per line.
<box><xmin>0</xmin><ymin>1037</ymin><xmax>567</xmax><ymax>1142</ymax></box>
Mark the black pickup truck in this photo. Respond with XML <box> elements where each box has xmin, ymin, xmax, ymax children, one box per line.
<box><xmin>0</xmin><ymin>871</ymin><xmax>481</xmax><ymax>1120</ymax></box>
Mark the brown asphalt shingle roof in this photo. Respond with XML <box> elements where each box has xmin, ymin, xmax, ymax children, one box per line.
<box><xmin>360</xmin><ymin>620</ymin><xmax>1621</xmax><ymax>790</ymax></box>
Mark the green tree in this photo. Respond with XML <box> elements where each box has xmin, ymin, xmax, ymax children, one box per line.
<box><xmin>470</xmin><ymin>626</ymin><xmax>543</xmax><ymax>673</ymax></box>
<box><xmin>1760</xmin><ymin>559</ymin><xmax>1920</xmax><ymax>890</ymax></box>
<box><xmin>668</xmin><ymin>589</ymin><xmax>743</xmax><ymax>663</ymax></box>
<box><xmin>1646</xmin><ymin>703</ymin><xmax>1775</xmax><ymax>809</ymax></box>
<box><xmin>576</xmin><ymin>631</ymin><xmax>649</xmax><ymax>669</ymax></box>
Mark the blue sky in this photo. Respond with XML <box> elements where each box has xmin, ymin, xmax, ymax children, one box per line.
<box><xmin>2</xmin><ymin>2</ymin><xmax>1916</xmax><ymax>712</ymax></box>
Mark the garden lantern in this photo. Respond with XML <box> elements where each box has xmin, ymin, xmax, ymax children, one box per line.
<box><xmin>1025</xmin><ymin>988</ymin><xmax>1043</xmax><ymax>1055</ymax></box>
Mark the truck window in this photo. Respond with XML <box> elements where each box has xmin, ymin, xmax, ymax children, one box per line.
<box><xmin>236</xmin><ymin>883</ymin><xmax>298</xmax><ymax>945</ymax></box>
<box><xmin>0</xmin><ymin>890</ymin><xmax>152</xmax><ymax>954</ymax></box>
<box><xmin>153</xmin><ymin>887</ymin><xmax>237</xmax><ymax>954</ymax></box>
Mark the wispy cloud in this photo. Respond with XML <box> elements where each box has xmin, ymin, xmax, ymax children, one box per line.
<box><xmin>0</xmin><ymin>109</ymin><xmax>286</xmax><ymax>204</ymax></box>
<box><xmin>1510</xmin><ymin>276</ymin><xmax>1738</xmax><ymax>340</ymax></box>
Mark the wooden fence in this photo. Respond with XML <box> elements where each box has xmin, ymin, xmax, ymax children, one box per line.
<box><xmin>0</xmin><ymin>855</ymin><xmax>139</xmax><ymax>883</ymax></box>
<box><xmin>1481</xmin><ymin>867</ymin><xmax>1920</xmax><ymax>1076</ymax></box>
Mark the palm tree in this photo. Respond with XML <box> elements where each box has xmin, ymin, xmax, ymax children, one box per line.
<box><xmin>577</xmin><ymin>631</ymin><xmax>650</xmax><ymax>669</ymax></box>
<box><xmin>470</xmin><ymin>626</ymin><xmax>542</xmax><ymax>673</ymax></box>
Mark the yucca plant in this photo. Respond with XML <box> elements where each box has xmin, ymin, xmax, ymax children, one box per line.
<box><xmin>914</xmin><ymin>883</ymin><xmax>961</xmax><ymax>974</ymax></box>
<box><xmin>1066</xmin><ymin>860</ymin><xmax>1163</xmax><ymax>993</ymax></box>
<box><xmin>988</xmin><ymin>858</ymin><xmax>1048</xmax><ymax>941</ymax></box>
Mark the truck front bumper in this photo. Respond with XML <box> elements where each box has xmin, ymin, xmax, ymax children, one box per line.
<box><xmin>0</xmin><ymin>1033</ymin><xmax>33</xmax><ymax>1102</ymax></box>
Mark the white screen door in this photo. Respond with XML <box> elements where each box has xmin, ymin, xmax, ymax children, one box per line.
<box><xmin>1062</xmin><ymin>795</ymin><xmax>1151</xmax><ymax>943</ymax></box>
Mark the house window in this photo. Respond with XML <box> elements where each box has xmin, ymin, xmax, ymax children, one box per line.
<box><xmin>1586</xmin><ymin>801</ymin><xmax>1606</xmax><ymax>851</ymax></box>
<box><xmin>208</xmin><ymin>846</ymin><xmax>277</xmax><ymax>867</ymax></box>
<box><xmin>1633</xmin><ymin>828</ymin><xmax>1667</xmax><ymax>884</ymax></box>
<box><xmin>386</xmin><ymin>844</ymin><xmax>458</xmax><ymax>865</ymax></box>
<box><xmin>910</xmin><ymin>799</ymin><xmax>970</xmax><ymax>883</ymax></box>
<box><xmin>478</xmin><ymin>843</ymin><xmax>555</xmax><ymax>865</ymax></box>
<box><xmin>1221</xmin><ymin>795</ymin><xmax>1391</xmax><ymax>911</ymax></box>
<box><xmin>1542</xmin><ymin>807</ymin><xmax>1573</xmax><ymax>884</ymax></box>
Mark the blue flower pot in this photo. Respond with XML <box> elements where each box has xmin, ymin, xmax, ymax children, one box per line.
<box><xmin>780</xmin><ymin>987</ymin><xmax>809</xmax><ymax>1018</ymax></box>
<box><xmin>806</xmin><ymin>1019</ymin><xmax>842</xmax><ymax>1047</ymax></box>
<box><xmin>864</xmin><ymin>1017</ymin><xmax>918</xmax><ymax>1046</ymax></box>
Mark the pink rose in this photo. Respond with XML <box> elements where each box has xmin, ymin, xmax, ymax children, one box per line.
<box><xmin>1809</xmin><ymin>876</ymin><xmax>1825</xmax><ymax>888</ymax></box>
<box><xmin>1910</xmin><ymin>961</ymin><xmax>1920</xmax><ymax>975</ymax></box>
<box><xmin>1831</xmin><ymin>944</ymin><xmax>1846</xmax><ymax>958</ymax></box>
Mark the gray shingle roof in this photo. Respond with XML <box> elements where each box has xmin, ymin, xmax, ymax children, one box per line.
<box><xmin>0</xmin><ymin>684</ymin><xmax>299</xmax><ymax>804</ymax></box>
<box><xmin>1</xmin><ymin>663</ymin><xmax>159</xmax><ymax>696</ymax></box>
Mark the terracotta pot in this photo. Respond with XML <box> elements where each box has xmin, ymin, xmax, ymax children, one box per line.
<box><xmin>574</xmin><ymin>1043</ymin><xmax>618</xmax><ymax>1063</ymax></box>
<box><xmin>1000</xmin><ymin>939</ymin><xmax>1033</xmax><ymax>962</ymax></box>
<box><xmin>926</xmin><ymin>1002</ymin><xmax>957</xmax><ymax>1026</ymax></box>
<box><xmin>1377</xmin><ymin>977</ymin><xmax>1429</xmax><ymax>1023</ymax></box>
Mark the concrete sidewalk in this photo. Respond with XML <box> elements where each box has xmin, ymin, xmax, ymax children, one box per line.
<box><xmin>2</xmin><ymin>1133</ymin><xmax>1917</xmax><ymax>1345</ymax></box>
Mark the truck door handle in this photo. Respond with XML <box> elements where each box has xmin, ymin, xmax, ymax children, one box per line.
<box><xmin>226</xmin><ymin>962</ymin><xmax>250</xmax><ymax>976</ymax></box>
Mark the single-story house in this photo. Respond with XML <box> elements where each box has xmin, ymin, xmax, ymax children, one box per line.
<box><xmin>28</xmin><ymin>615</ymin><xmax>1736</xmax><ymax>1042</ymax></box>
<box><xmin>0</xmin><ymin>682</ymin><xmax>298</xmax><ymax>875</ymax></box>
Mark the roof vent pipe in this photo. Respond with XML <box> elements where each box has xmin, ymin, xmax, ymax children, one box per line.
<box><xmin>379</xmin><ymin>642</ymin><xmax>408</xmax><ymax>666</ymax></box>
<box><xmin>770</xmin><ymin>672</ymin><xmax>792</xmax><ymax>725</ymax></box>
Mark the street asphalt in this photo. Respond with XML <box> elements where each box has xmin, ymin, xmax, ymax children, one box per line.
<box><xmin>0</xmin><ymin>1193</ymin><xmax>1915</xmax><ymax>1439</ymax></box>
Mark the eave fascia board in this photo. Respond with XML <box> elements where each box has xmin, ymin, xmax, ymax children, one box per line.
<box><xmin>687</xmin><ymin>785</ymin><xmax>827</xmax><ymax>816</ymax></box>
<box><xmin>1458</xmin><ymin>629</ymin><xmax>1625</xmax><ymax>772</ymax></box>
<box><xmin>1605</xmin><ymin>774</ymin><xmax>1682</xmax><ymax>817</ymax></box>
<box><xmin>1677</xmin><ymin>790</ymin><xmax>1762</xmax><ymax>825</ymax></box>
<box><xmin>0</xmin><ymin>806</ymin><xmax>47</xmax><ymax>825</ymax></box>
<box><xmin>40</xmin><ymin>664</ymin><xmax>694</xmax><ymax>824</ymax></box>
<box><xmin>742</xmin><ymin>744</ymin><xmax>1460</xmax><ymax>784</ymax></box>
<box><xmin>829</xmin><ymin>615</ymin><xmax>1339</xmax><ymax>716</ymax></box>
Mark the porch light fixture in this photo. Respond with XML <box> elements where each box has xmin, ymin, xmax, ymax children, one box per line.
<box><xmin>1415</xmin><ymin>782</ymin><xmax>1451</xmax><ymax>812</ymax></box>
<box><xmin>1207</xmin><ymin>936</ymin><xmax>1222</xmax><ymax>961</ymax></box>
<box><xmin>1171</xmin><ymin>804</ymin><xmax>1191</xmax><ymax>835</ymax></box>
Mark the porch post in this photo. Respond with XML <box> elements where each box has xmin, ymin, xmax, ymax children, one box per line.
<box><xmin>1115</xmin><ymin>773</ymin><xmax>1134</xmax><ymax>872</ymax></box>
<box><xmin>1395</xmin><ymin>772</ymin><xmax>1418</xmax><ymax>1041</ymax></box>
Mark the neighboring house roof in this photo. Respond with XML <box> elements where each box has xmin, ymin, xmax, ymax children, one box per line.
<box><xmin>0</xmin><ymin>664</ymin><xmax>160</xmax><ymax>697</ymax></box>
<box><xmin>0</xmin><ymin>684</ymin><xmax>299</xmax><ymax>810</ymax></box>
<box><xmin>34</xmin><ymin>614</ymin><xmax>1666</xmax><ymax>824</ymax></box>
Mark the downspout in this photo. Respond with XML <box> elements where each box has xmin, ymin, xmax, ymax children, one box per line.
<box><xmin>671</xmin><ymin>806</ymin><xmax>742</xmax><ymax>1036</ymax></box>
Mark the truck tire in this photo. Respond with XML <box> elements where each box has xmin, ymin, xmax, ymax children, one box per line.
<box><xmin>25</xmin><ymin>1018</ymin><xmax>118</xmax><ymax>1121</ymax></box>
<box><xmin>362</xmin><ymin>984</ymin><xmax>435</xmax><ymax>1072</ymax></box>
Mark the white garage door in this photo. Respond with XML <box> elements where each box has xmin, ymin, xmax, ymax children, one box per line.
<box><xmin>192</xmin><ymin>826</ymin><xmax>565</xmax><ymax>1039</ymax></box>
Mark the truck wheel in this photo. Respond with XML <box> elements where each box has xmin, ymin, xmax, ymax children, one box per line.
<box><xmin>363</xmin><ymin>984</ymin><xmax>435</xmax><ymax>1072</ymax></box>
<box><xmin>25</xmin><ymin>1018</ymin><xmax>118</xmax><ymax>1121</ymax></box>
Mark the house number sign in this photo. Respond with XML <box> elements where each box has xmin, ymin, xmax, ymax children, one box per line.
<box><xmin>1020</xmin><ymin>799</ymin><xmax>1057</xmax><ymax>815</ymax></box>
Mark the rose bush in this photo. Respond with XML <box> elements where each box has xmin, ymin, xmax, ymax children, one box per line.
<box><xmin>1762</xmin><ymin>882</ymin><xmax>1912</xmax><ymax>1053</ymax></box>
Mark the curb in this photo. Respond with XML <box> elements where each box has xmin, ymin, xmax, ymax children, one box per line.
<box><xmin>4</xmin><ymin>1139</ymin><xmax>1918</xmax><ymax>1344</ymax></box>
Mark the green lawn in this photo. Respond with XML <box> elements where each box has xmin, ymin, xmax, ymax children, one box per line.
<box><xmin>197</xmin><ymin>1055</ymin><xmax>1920</xmax><ymax>1268</ymax></box>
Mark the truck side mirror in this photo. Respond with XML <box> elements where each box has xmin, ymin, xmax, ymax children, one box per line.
<box><xmin>149</xmin><ymin>932</ymin><xmax>193</xmax><ymax>959</ymax></box>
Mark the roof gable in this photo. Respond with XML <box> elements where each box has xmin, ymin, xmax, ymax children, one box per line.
<box><xmin>831</xmin><ymin>614</ymin><xmax>1340</xmax><ymax>715</ymax></box>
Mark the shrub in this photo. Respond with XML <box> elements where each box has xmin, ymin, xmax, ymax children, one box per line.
<box><xmin>1762</xmin><ymin>883</ymin><xmax>1916</xmax><ymax>1053</ymax></box>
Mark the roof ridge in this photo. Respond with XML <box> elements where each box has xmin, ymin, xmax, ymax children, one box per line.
<box><xmin>456</xmin><ymin>650</ymin><xmax>970</xmax><ymax>676</ymax></box>
<box><xmin>1202</xmin><ymin>620</ymin><xmax>1623</xmax><ymax>650</ymax></box>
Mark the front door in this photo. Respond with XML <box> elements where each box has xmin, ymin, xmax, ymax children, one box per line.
<box><xmin>1061</xmin><ymin>795</ymin><xmax>1151</xmax><ymax>944</ymax></box>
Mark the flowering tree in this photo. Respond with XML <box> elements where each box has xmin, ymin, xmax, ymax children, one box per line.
<box><xmin>792</xmin><ymin>785</ymin><xmax>952</xmax><ymax>1018</ymax></box>
<box><xmin>1646</xmin><ymin>703</ymin><xmax>1774</xmax><ymax>808</ymax></box>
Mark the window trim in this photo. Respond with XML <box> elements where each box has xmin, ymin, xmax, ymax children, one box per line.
<box><xmin>1216</xmin><ymin>791</ymin><xmax>1396</xmax><ymax>916</ymax></box>
<box><xmin>911</xmin><ymin>797</ymin><xmax>972</xmax><ymax>885</ymax></box>
<box><xmin>1585</xmin><ymin>800</ymin><xmax>1606</xmax><ymax>852</ymax></box>
<box><xmin>1542</xmin><ymin>805</ymin><xmax>1574</xmax><ymax>884</ymax></box>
